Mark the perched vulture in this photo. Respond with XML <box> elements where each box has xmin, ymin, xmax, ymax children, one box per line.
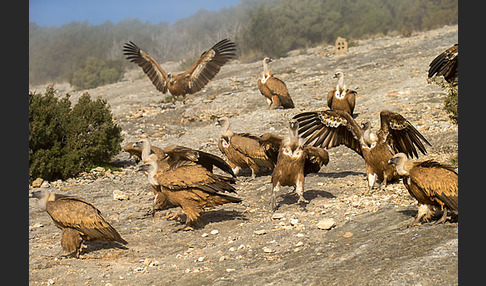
<box><xmin>30</xmin><ymin>188</ymin><xmax>127</xmax><ymax>258</ymax></box>
<box><xmin>257</xmin><ymin>57</ymin><xmax>295</xmax><ymax>109</ymax></box>
<box><xmin>293</xmin><ymin>110</ymin><xmax>431</xmax><ymax>191</ymax></box>
<box><xmin>326</xmin><ymin>71</ymin><xmax>357</xmax><ymax>116</ymax></box>
<box><xmin>126</xmin><ymin>139</ymin><xmax>235</xmax><ymax>177</ymax></box>
<box><xmin>388</xmin><ymin>153</ymin><xmax>458</xmax><ymax>227</ymax></box>
<box><xmin>428</xmin><ymin>44</ymin><xmax>458</xmax><ymax>87</ymax></box>
<box><xmin>138</xmin><ymin>153</ymin><xmax>241</xmax><ymax>230</ymax></box>
<box><xmin>271</xmin><ymin>119</ymin><xmax>329</xmax><ymax>210</ymax></box>
<box><xmin>123</xmin><ymin>39</ymin><xmax>236</xmax><ymax>97</ymax></box>
<box><xmin>216</xmin><ymin>116</ymin><xmax>281</xmax><ymax>179</ymax></box>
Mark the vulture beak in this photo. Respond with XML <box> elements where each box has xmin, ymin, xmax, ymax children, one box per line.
<box><xmin>137</xmin><ymin>164</ymin><xmax>151</xmax><ymax>172</ymax></box>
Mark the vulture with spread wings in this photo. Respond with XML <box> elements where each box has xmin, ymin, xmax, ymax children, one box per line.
<box><xmin>123</xmin><ymin>39</ymin><xmax>236</xmax><ymax>97</ymax></box>
<box><xmin>293</xmin><ymin>110</ymin><xmax>431</xmax><ymax>191</ymax></box>
<box><xmin>30</xmin><ymin>188</ymin><xmax>127</xmax><ymax>258</ymax></box>
<box><xmin>270</xmin><ymin>119</ymin><xmax>329</xmax><ymax>210</ymax></box>
<box><xmin>388</xmin><ymin>153</ymin><xmax>458</xmax><ymax>227</ymax></box>
<box><xmin>428</xmin><ymin>44</ymin><xmax>458</xmax><ymax>87</ymax></box>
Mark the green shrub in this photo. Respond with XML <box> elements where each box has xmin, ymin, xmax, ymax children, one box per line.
<box><xmin>69</xmin><ymin>57</ymin><xmax>124</xmax><ymax>90</ymax></box>
<box><xmin>443</xmin><ymin>84</ymin><xmax>458</xmax><ymax>124</ymax></box>
<box><xmin>29</xmin><ymin>85</ymin><xmax>123</xmax><ymax>183</ymax></box>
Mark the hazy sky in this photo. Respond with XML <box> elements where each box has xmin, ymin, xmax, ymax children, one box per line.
<box><xmin>29</xmin><ymin>0</ymin><xmax>241</xmax><ymax>26</ymax></box>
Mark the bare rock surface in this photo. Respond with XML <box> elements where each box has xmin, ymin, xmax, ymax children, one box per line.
<box><xmin>29</xmin><ymin>25</ymin><xmax>458</xmax><ymax>285</ymax></box>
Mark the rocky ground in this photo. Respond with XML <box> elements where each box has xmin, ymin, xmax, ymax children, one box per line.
<box><xmin>29</xmin><ymin>25</ymin><xmax>458</xmax><ymax>285</ymax></box>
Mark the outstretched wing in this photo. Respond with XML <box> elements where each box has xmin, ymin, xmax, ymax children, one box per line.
<box><xmin>428</xmin><ymin>44</ymin><xmax>458</xmax><ymax>85</ymax></box>
<box><xmin>46</xmin><ymin>197</ymin><xmax>127</xmax><ymax>244</ymax></box>
<box><xmin>259</xmin><ymin>132</ymin><xmax>283</xmax><ymax>164</ymax></box>
<box><xmin>123</xmin><ymin>41</ymin><xmax>169</xmax><ymax>93</ymax></box>
<box><xmin>378</xmin><ymin>110</ymin><xmax>431</xmax><ymax>159</ymax></box>
<box><xmin>293</xmin><ymin>110</ymin><xmax>363</xmax><ymax>156</ymax></box>
<box><xmin>180</xmin><ymin>38</ymin><xmax>236</xmax><ymax>94</ymax></box>
<box><xmin>163</xmin><ymin>145</ymin><xmax>235</xmax><ymax>177</ymax></box>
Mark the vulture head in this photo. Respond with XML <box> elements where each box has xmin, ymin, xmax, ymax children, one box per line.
<box><xmin>167</xmin><ymin>73</ymin><xmax>175</xmax><ymax>84</ymax></box>
<box><xmin>284</xmin><ymin>119</ymin><xmax>304</xmax><ymax>155</ymax></box>
<box><xmin>30</xmin><ymin>188</ymin><xmax>55</xmax><ymax>210</ymax></box>
<box><xmin>387</xmin><ymin>153</ymin><xmax>409</xmax><ymax>176</ymax></box>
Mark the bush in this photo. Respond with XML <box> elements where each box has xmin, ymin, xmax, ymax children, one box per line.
<box><xmin>69</xmin><ymin>57</ymin><xmax>124</xmax><ymax>90</ymax></box>
<box><xmin>443</xmin><ymin>85</ymin><xmax>458</xmax><ymax>124</ymax></box>
<box><xmin>29</xmin><ymin>85</ymin><xmax>123</xmax><ymax>183</ymax></box>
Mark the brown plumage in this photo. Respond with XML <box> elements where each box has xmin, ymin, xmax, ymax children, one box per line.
<box><xmin>127</xmin><ymin>139</ymin><xmax>235</xmax><ymax>177</ymax></box>
<box><xmin>216</xmin><ymin>116</ymin><xmax>281</xmax><ymax>179</ymax></box>
<box><xmin>326</xmin><ymin>71</ymin><xmax>357</xmax><ymax>116</ymax></box>
<box><xmin>293</xmin><ymin>110</ymin><xmax>431</xmax><ymax>191</ymax></box>
<box><xmin>257</xmin><ymin>58</ymin><xmax>295</xmax><ymax>109</ymax></box>
<box><xmin>139</xmin><ymin>153</ymin><xmax>241</xmax><ymax>230</ymax></box>
<box><xmin>123</xmin><ymin>39</ymin><xmax>236</xmax><ymax>97</ymax></box>
<box><xmin>271</xmin><ymin>120</ymin><xmax>329</xmax><ymax>210</ymax></box>
<box><xmin>388</xmin><ymin>153</ymin><xmax>458</xmax><ymax>227</ymax></box>
<box><xmin>30</xmin><ymin>188</ymin><xmax>127</xmax><ymax>258</ymax></box>
<box><xmin>131</xmin><ymin>138</ymin><xmax>236</xmax><ymax>215</ymax></box>
<box><xmin>428</xmin><ymin>44</ymin><xmax>458</xmax><ymax>86</ymax></box>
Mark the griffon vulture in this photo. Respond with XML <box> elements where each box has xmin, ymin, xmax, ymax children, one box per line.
<box><xmin>428</xmin><ymin>44</ymin><xmax>458</xmax><ymax>87</ymax></box>
<box><xmin>257</xmin><ymin>57</ymin><xmax>295</xmax><ymax>109</ymax></box>
<box><xmin>30</xmin><ymin>188</ymin><xmax>127</xmax><ymax>258</ymax></box>
<box><xmin>326</xmin><ymin>71</ymin><xmax>357</xmax><ymax>116</ymax></box>
<box><xmin>123</xmin><ymin>39</ymin><xmax>236</xmax><ymax>97</ymax></box>
<box><xmin>138</xmin><ymin>153</ymin><xmax>241</xmax><ymax>230</ymax></box>
<box><xmin>388</xmin><ymin>153</ymin><xmax>458</xmax><ymax>227</ymax></box>
<box><xmin>216</xmin><ymin>116</ymin><xmax>281</xmax><ymax>179</ymax></box>
<box><xmin>271</xmin><ymin>119</ymin><xmax>329</xmax><ymax>210</ymax></box>
<box><xmin>293</xmin><ymin>110</ymin><xmax>431</xmax><ymax>191</ymax></box>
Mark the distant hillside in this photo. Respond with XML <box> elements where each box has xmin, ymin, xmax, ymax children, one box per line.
<box><xmin>29</xmin><ymin>0</ymin><xmax>457</xmax><ymax>86</ymax></box>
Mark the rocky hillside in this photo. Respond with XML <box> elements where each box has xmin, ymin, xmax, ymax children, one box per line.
<box><xmin>29</xmin><ymin>25</ymin><xmax>458</xmax><ymax>285</ymax></box>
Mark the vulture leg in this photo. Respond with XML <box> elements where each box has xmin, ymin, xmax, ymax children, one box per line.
<box><xmin>407</xmin><ymin>204</ymin><xmax>433</xmax><ymax>228</ymax></box>
<box><xmin>296</xmin><ymin>179</ymin><xmax>308</xmax><ymax>204</ymax></box>
<box><xmin>232</xmin><ymin>166</ymin><xmax>241</xmax><ymax>176</ymax></box>
<box><xmin>271</xmin><ymin>183</ymin><xmax>281</xmax><ymax>211</ymax></box>
<box><xmin>367</xmin><ymin>173</ymin><xmax>377</xmax><ymax>192</ymax></box>
<box><xmin>433</xmin><ymin>208</ymin><xmax>449</xmax><ymax>225</ymax></box>
<box><xmin>160</xmin><ymin>210</ymin><xmax>183</xmax><ymax>221</ymax></box>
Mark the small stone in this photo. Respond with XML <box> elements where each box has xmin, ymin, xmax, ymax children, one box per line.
<box><xmin>91</xmin><ymin>166</ymin><xmax>105</xmax><ymax>173</ymax></box>
<box><xmin>262</xmin><ymin>247</ymin><xmax>275</xmax><ymax>253</ymax></box>
<box><xmin>201</xmin><ymin>233</ymin><xmax>209</xmax><ymax>237</ymax></box>
<box><xmin>113</xmin><ymin>190</ymin><xmax>129</xmax><ymax>200</ymax></box>
<box><xmin>143</xmin><ymin>258</ymin><xmax>152</xmax><ymax>266</ymax></box>
<box><xmin>33</xmin><ymin>222</ymin><xmax>44</xmax><ymax>228</ymax></box>
<box><xmin>290</xmin><ymin>218</ymin><xmax>299</xmax><ymax>225</ymax></box>
<box><xmin>210</xmin><ymin>229</ymin><xmax>219</xmax><ymax>235</ymax></box>
<box><xmin>317</xmin><ymin>218</ymin><xmax>336</xmax><ymax>230</ymax></box>
<box><xmin>253</xmin><ymin>229</ymin><xmax>267</xmax><ymax>235</ymax></box>
<box><xmin>226</xmin><ymin>268</ymin><xmax>236</xmax><ymax>272</ymax></box>
<box><xmin>271</xmin><ymin>213</ymin><xmax>285</xmax><ymax>220</ymax></box>
<box><xmin>295</xmin><ymin>241</ymin><xmax>304</xmax><ymax>247</ymax></box>
<box><xmin>32</xmin><ymin>178</ymin><xmax>44</xmax><ymax>188</ymax></box>
<box><xmin>40</xmin><ymin>181</ymin><xmax>51</xmax><ymax>188</ymax></box>
<box><xmin>197</xmin><ymin>256</ymin><xmax>205</xmax><ymax>262</ymax></box>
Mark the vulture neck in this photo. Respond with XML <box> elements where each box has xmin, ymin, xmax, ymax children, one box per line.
<box><xmin>363</xmin><ymin>128</ymin><xmax>378</xmax><ymax>148</ymax></box>
<box><xmin>141</xmin><ymin>139</ymin><xmax>151</xmax><ymax>162</ymax></box>
<box><xmin>263</xmin><ymin>61</ymin><xmax>269</xmax><ymax>75</ymax></box>
<box><xmin>220</xmin><ymin>120</ymin><xmax>234</xmax><ymax>138</ymax></box>
<box><xmin>146</xmin><ymin>160</ymin><xmax>159</xmax><ymax>186</ymax></box>
<box><xmin>38</xmin><ymin>190</ymin><xmax>56</xmax><ymax>211</ymax></box>
<box><xmin>394</xmin><ymin>155</ymin><xmax>414</xmax><ymax>176</ymax></box>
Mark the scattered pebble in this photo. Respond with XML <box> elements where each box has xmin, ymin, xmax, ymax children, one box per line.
<box><xmin>262</xmin><ymin>247</ymin><xmax>275</xmax><ymax>253</ymax></box>
<box><xmin>113</xmin><ymin>189</ymin><xmax>129</xmax><ymax>200</ymax></box>
<box><xmin>317</xmin><ymin>218</ymin><xmax>336</xmax><ymax>230</ymax></box>
<box><xmin>254</xmin><ymin>229</ymin><xmax>267</xmax><ymax>235</ymax></box>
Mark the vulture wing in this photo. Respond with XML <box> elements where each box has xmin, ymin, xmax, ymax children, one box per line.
<box><xmin>123</xmin><ymin>41</ymin><xmax>169</xmax><ymax>93</ymax></box>
<box><xmin>46</xmin><ymin>197</ymin><xmax>127</xmax><ymax>244</ymax></box>
<box><xmin>230</xmin><ymin>133</ymin><xmax>271</xmax><ymax>161</ymax></box>
<box><xmin>293</xmin><ymin>110</ymin><xmax>363</xmax><ymax>156</ymax></box>
<box><xmin>265</xmin><ymin>77</ymin><xmax>294</xmax><ymax>108</ymax></box>
<box><xmin>154</xmin><ymin>164</ymin><xmax>237</xmax><ymax>195</ymax></box>
<box><xmin>259</xmin><ymin>132</ymin><xmax>283</xmax><ymax>164</ymax></box>
<box><xmin>428</xmin><ymin>44</ymin><xmax>458</xmax><ymax>85</ymax></box>
<box><xmin>378</xmin><ymin>110</ymin><xmax>431</xmax><ymax>159</ymax></box>
<box><xmin>180</xmin><ymin>38</ymin><xmax>236</xmax><ymax>94</ymax></box>
<box><xmin>163</xmin><ymin>145</ymin><xmax>235</xmax><ymax>177</ymax></box>
<box><xmin>409</xmin><ymin>161</ymin><xmax>458</xmax><ymax>210</ymax></box>
<box><xmin>303</xmin><ymin>146</ymin><xmax>329</xmax><ymax>176</ymax></box>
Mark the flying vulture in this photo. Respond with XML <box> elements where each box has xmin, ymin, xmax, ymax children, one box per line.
<box><xmin>293</xmin><ymin>110</ymin><xmax>431</xmax><ymax>191</ymax></box>
<box><xmin>257</xmin><ymin>57</ymin><xmax>295</xmax><ymax>109</ymax></box>
<box><xmin>30</xmin><ymin>188</ymin><xmax>127</xmax><ymax>258</ymax></box>
<box><xmin>216</xmin><ymin>116</ymin><xmax>281</xmax><ymax>179</ymax></box>
<box><xmin>138</xmin><ymin>153</ymin><xmax>241</xmax><ymax>230</ymax></box>
<box><xmin>271</xmin><ymin>119</ymin><xmax>329</xmax><ymax>210</ymax></box>
<box><xmin>123</xmin><ymin>38</ymin><xmax>236</xmax><ymax>97</ymax></box>
<box><xmin>326</xmin><ymin>71</ymin><xmax>357</xmax><ymax>116</ymax></box>
<box><xmin>428</xmin><ymin>44</ymin><xmax>458</xmax><ymax>87</ymax></box>
<box><xmin>388</xmin><ymin>153</ymin><xmax>458</xmax><ymax>227</ymax></box>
